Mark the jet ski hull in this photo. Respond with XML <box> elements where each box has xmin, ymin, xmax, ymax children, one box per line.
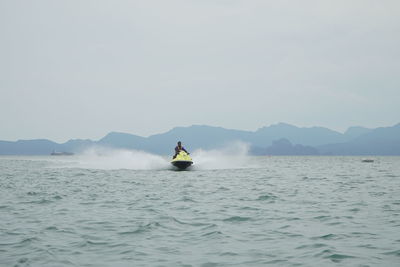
<box><xmin>171</xmin><ymin>160</ymin><xmax>193</xmax><ymax>170</ymax></box>
<box><xmin>171</xmin><ymin>151</ymin><xmax>193</xmax><ymax>170</ymax></box>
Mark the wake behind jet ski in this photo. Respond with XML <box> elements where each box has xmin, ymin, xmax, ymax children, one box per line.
<box><xmin>171</xmin><ymin>141</ymin><xmax>193</xmax><ymax>170</ymax></box>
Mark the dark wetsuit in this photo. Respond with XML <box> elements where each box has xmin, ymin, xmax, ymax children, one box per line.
<box><xmin>174</xmin><ymin>146</ymin><xmax>188</xmax><ymax>158</ymax></box>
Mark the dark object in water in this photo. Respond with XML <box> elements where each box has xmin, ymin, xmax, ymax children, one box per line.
<box><xmin>51</xmin><ymin>151</ymin><xmax>74</xmax><ymax>156</ymax></box>
<box><xmin>361</xmin><ymin>159</ymin><xmax>374</xmax><ymax>163</ymax></box>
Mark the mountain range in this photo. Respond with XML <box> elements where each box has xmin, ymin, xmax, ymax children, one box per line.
<box><xmin>1</xmin><ymin>123</ymin><xmax>399</xmax><ymax>155</ymax></box>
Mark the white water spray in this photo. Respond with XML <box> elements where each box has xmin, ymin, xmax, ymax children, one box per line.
<box><xmin>191</xmin><ymin>141</ymin><xmax>252</xmax><ymax>170</ymax></box>
<box><xmin>49</xmin><ymin>142</ymin><xmax>253</xmax><ymax>170</ymax></box>
<box><xmin>57</xmin><ymin>147</ymin><xmax>170</xmax><ymax>170</ymax></box>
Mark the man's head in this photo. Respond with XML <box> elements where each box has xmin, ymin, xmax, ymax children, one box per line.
<box><xmin>177</xmin><ymin>141</ymin><xmax>182</xmax><ymax>146</ymax></box>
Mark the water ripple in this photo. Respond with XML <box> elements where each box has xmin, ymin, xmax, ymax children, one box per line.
<box><xmin>1</xmin><ymin>156</ymin><xmax>399</xmax><ymax>266</ymax></box>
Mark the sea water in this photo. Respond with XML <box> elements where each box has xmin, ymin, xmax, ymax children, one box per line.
<box><xmin>1</xmin><ymin>152</ymin><xmax>400</xmax><ymax>266</ymax></box>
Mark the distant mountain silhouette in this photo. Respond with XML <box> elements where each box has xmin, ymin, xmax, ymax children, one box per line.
<box><xmin>343</xmin><ymin>126</ymin><xmax>373</xmax><ymax>140</ymax></box>
<box><xmin>0</xmin><ymin>123</ymin><xmax>399</xmax><ymax>155</ymax></box>
<box><xmin>98</xmin><ymin>132</ymin><xmax>146</xmax><ymax>149</ymax></box>
<box><xmin>252</xmin><ymin>139</ymin><xmax>319</xmax><ymax>155</ymax></box>
<box><xmin>319</xmin><ymin>123</ymin><xmax>400</xmax><ymax>155</ymax></box>
<box><xmin>61</xmin><ymin>139</ymin><xmax>95</xmax><ymax>153</ymax></box>
<box><xmin>0</xmin><ymin>139</ymin><xmax>61</xmax><ymax>155</ymax></box>
<box><xmin>253</xmin><ymin>123</ymin><xmax>346</xmax><ymax>147</ymax></box>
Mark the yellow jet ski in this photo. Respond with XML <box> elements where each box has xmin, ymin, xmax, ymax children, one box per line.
<box><xmin>171</xmin><ymin>151</ymin><xmax>193</xmax><ymax>170</ymax></box>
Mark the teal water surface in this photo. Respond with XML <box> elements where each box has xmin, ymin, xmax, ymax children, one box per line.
<box><xmin>1</xmin><ymin>156</ymin><xmax>400</xmax><ymax>266</ymax></box>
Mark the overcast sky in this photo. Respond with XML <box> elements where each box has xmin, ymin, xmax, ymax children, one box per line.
<box><xmin>1</xmin><ymin>0</ymin><xmax>399</xmax><ymax>142</ymax></box>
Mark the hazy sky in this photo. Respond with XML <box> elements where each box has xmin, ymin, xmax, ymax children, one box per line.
<box><xmin>1</xmin><ymin>0</ymin><xmax>399</xmax><ymax>142</ymax></box>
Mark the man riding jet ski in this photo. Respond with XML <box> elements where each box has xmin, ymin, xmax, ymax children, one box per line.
<box><xmin>171</xmin><ymin>141</ymin><xmax>193</xmax><ymax>170</ymax></box>
<box><xmin>173</xmin><ymin>141</ymin><xmax>188</xmax><ymax>159</ymax></box>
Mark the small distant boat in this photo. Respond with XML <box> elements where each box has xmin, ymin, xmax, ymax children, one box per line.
<box><xmin>361</xmin><ymin>159</ymin><xmax>374</xmax><ymax>163</ymax></box>
<box><xmin>51</xmin><ymin>151</ymin><xmax>74</xmax><ymax>156</ymax></box>
<box><xmin>171</xmin><ymin>151</ymin><xmax>193</xmax><ymax>170</ymax></box>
